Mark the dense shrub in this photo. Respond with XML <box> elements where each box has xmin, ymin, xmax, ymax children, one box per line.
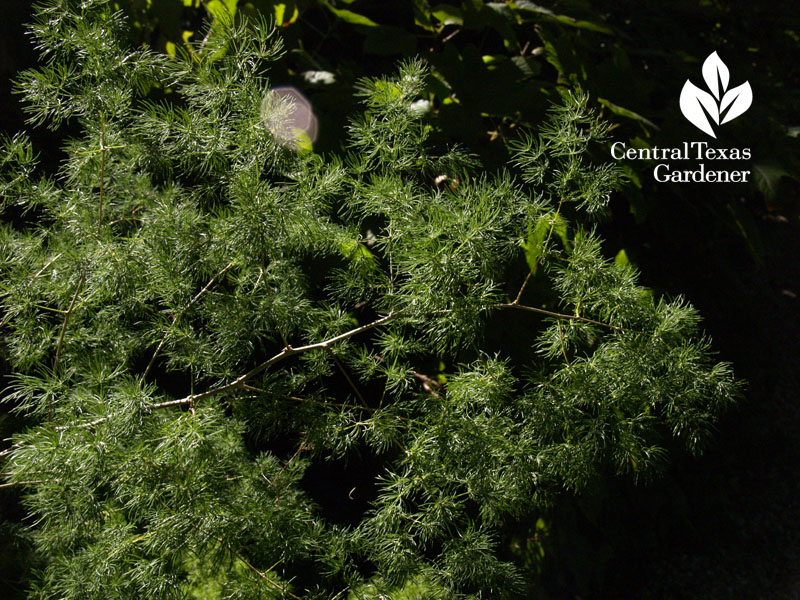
<box><xmin>1</xmin><ymin>2</ymin><xmax>740</xmax><ymax>597</ymax></box>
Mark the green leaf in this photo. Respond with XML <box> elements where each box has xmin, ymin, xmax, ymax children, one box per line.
<box><xmin>273</xmin><ymin>3</ymin><xmax>286</xmax><ymax>25</ymax></box>
<box><xmin>204</xmin><ymin>0</ymin><xmax>238</xmax><ymax>20</ymax></box>
<box><xmin>597</xmin><ymin>98</ymin><xmax>659</xmax><ymax>131</ymax></box>
<box><xmin>522</xmin><ymin>211</ymin><xmax>568</xmax><ymax>272</ymax></box>
<box><xmin>522</xmin><ymin>217</ymin><xmax>548</xmax><ymax>272</ymax></box>
<box><xmin>292</xmin><ymin>128</ymin><xmax>314</xmax><ymax>153</ymax></box>
<box><xmin>412</xmin><ymin>0</ymin><xmax>437</xmax><ymax>31</ymax></box>
<box><xmin>340</xmin><ymin>239</ymin><xmax>375</xmax><ymax>264</ymax></box>
<box><xmin>511</xmin><ymin>55</ymin><xmax>542</xmax><ymax>78</ymax></box>
<box><xmin>536</xmin><ymin>28</ymin><xmax>584</xmax><ymax>84</ymax></box>
<box><xmin>512</xmin><ymin>1</ymin><xmax>614</xmax><ymax>34</ymax></box>
<box><xmin>614</xmin><ymin>249</ymin><xmax>630</xmax><ymax>268</ymax></box>
<box><xmin>482</xmin><ymin>2</ymin><xmax>520</xmax><ymax>51</ymax></box>
<box><xmin>752</xmin><ymin>162</ymin><xmax>796</xmax><ymax>200</ymax></box>
<box><xmin>431</xmin><ymin>3</ymin><xmax>464</xmax><ymax>26</ymax></box>
<box><xmin>322</xmin><ymin>1</ymin><xmax>378</xmax><ymax>26</ymax></box>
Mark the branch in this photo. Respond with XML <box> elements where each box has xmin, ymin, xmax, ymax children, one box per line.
<box><xmin>410</xmin><ymin>370</ymin><xmax>442</xmax><ymax>399</ymax></box>
<box><xmin>98</xmin><ymin>117</ymin><xmax>105</xmax><ymax>224</ymax></box>
<box><xmin>56</xmin><ymin>312</ymin><xmax>399</xmax><ymax>429</ymax></box>
<box><xmin>51</xmin><ymin>303</ymin><xmax>622</xmax><ymax>433</ymax></box>
<box><xmin>328</xmin><ymin>350</ymin><xmax>369</xmax><ymax>409</ymax></box>
<box><xmin>212</xmin><ymin>535</ymin><xmax>300</xmax><ymax>599</ymax></box>
<box><xmin>33</xmin><ymin>252</ymin><xmax>63</xmax><ymax>280</ymax></box>
<box><xmin>171</xmin><ymin>311</ymin><xmax>398</xmax><ymax>406</ymax></box>
<box><xmin>144</xmin><ymin>262</ymin><xmax>234</xmax><ymax>378</ymax></box>
<box><xmin>513</xmin><ymin>197</ymin><xmax>565</xmax><ymax>304</ymax></box>
<box><xmin>0</xmin><ymin>479</ymin><xmax>58</xmax><ymax>489</ymax></box>
<box><xmin>494</xmin><ymin>302</ymin><xmax>625</xmax><ymax>331</ymax></box>
<box><xmin>54</xmin><ymin>272</ymin><xmax>86</xmax><ymax>373</ymax></box>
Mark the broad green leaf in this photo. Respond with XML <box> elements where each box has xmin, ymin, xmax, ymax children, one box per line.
<box><xmin>431</xmin><ymin>3</ymin><xmax>464</xmax><ymax>26</ymax></box>
<box><xmin>412</xmin><ymin>0</ymin><xmax>437</xmax><ymax>31</ymax></box>
<box><xmin>512</xmin><ymin>1</ymin><xmax>614</xmax><ymax>34</ymax></box>
<box><xmin>322</xmin><ymin>1</ymin><xmax>378</xmax><ymax>26</ymax></box>
<box><xmin>274</xmin><ymin>3</ymin><xmax>286</xmax><ymax>25</ymax></box>
<box><xmin>614</xmin><ymin>249</ymin><xmax>630</xmax><ymax>269</ymax></box>
<box><xmin>536</xmin><ymin>28</ymin><xmax>584</xmax><ymax>84</ymax></box>
<box><xmin>511</xmin><ymin>55</ymin><xmax>542</xmax><ymax>78</ymax></box>
<box><xmin>753</xmin><ymin>162</ymin><xmax>796</xmax><ymax>200</ymax></box>
<box><xmin>598</xmin><ymin>98</ymin><xmax>660</xmax><ymax>131</ymax></box>
<box><xmin>204</xmin><ymin>0</ymin><xmax>237</xmax><ymax>21</ymax></box>
<box><xmin>340</xmin><ymin>239</ymin><xmax>375</xmax><ymax>264</ymax></box>
<box><xmin>272</xmin><ymin>2</ymin><xmax>299</xmax><ymax>26</ymax></box>
<box><xmin>482</xmin><ymin>2</ymin><xmax>520</xmax><ymax>51</ymax></box>
<box><xmin>292</xmin><ymin>128</ymin><xmax>314</xmax><ymax>153</ymax></box>
<box><xmin>552</xmin><ymin>213</ymin><xmax>569</xmax><ymax>250</ymax></box>
<box><xmin>621</xmin><ymin>165</ymin><xmax>642</xmax><ymax>189</ymax></box>
<box><xmin>522</xmin><ymin>211</ymin><xmax>569</xmax><ymax>272</ymax></box>
<box><xmin>521</xmin><ymin>218</ymin><xmax>548</xmax><ymax>272</ymax></box>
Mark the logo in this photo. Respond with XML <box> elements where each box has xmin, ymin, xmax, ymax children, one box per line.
<box><xmin>679</xmin><ymin>51</ymin><xmax>752</xmax><ymax>138</ymax></box>
<box><xmin>610</xmin><ymin>51</ymin><xmax>753</xmax><ymax>183</ymax></box>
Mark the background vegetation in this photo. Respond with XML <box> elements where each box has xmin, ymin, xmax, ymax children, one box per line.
<box><xmin>1</xmin><ymin>0</ymin><xmax>799</xmax><ymax>598</ymax></box>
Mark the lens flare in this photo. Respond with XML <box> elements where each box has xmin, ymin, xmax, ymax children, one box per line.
<box><xmin>261</xmin><ymin>86</ymin><xmax>318</xmax><ymax>149</ymax></box>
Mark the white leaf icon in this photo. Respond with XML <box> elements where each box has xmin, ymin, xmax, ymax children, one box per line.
<box><xmin>702</xmin><ymin>51</ymin><xmax>730</xmax><ymax>100</ymax></box>
<box><xmin>719</xmin><ymin>81</ymin><xmax>753</xmax><ymax>124</ymax></box>
<box><xmin>680</xmin><ymin>80</ymin><xmax>719</xmax><ymax>138</ymax></box>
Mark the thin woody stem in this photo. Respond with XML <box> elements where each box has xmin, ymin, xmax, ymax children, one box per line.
<box><xmin>98</xmin><ymin>118</ymin><xmax>105</xmax><ymax>224</ymax></box>
<box><xmin>212</xmin><ymin>535</ymin><xmax>300</xmax><ymax>599</ymax></box>
<box><xmin>161</xmin><ymin>311</ymin><xmax>397</xmax><ymax>406</ymax></box>
<box><xmin>50</xmin><ymin>301</ymin><xmax>629</xmax><ymax>433</ymax></box>
<box><xmin>0</xmin><ymin>479</ymin><xmax>58</xmax><ymax>488</ymax></box>
<box><xmin>493</xmin><ymin>302</ymin><xmax>625</xmax><ymax>331</ymax></box>
<box><xmin>328</xmin><ymin>350</ymin><xmax>370</xmax><ymax>409</ymax></box>
<box><xmin>51</xmin><ymin>302</ymin><xmax>626</xmax><ymax>433</ymax></box>
<box><xmin>54</xmin><ymin>272</ymin><xmax>86</xmax><ymax>373</ymax></box>
<box><xmin>144</xmin><ymin>262</ymin><xmax>234</xmax><ymax>378</ymax></box>
<box><xmin>33</xmin><ymin>252</ymin><xmax>63</xmax><ymax>280</ymax></box>
<box><xmin>512</xmin><ymin>269</ymin><xmax>534</xmax><ymax>305</ymax></box>
<box><xmin>56</xmin><ymin>312</ymin><xmax>398</xmax><ymax>430</ymax></box>
<box><xmin>411</xmin><ymin>370</ymin><xmax>442</xmax><ymax>398</ymax></box>
<box><xmin>513</xmin><ymin>197</ymin><xmax>565</xmax><ymax>304</ymax></box>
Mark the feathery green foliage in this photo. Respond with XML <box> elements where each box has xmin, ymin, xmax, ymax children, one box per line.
<box><xmin>1</xmin><ymin>1</ymin><xmax>740</xmax><ymax>598</ymax></box>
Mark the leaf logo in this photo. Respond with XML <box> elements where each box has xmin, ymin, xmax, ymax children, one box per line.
<box><xmin>680</xmin><ymin>52</ymin><xmax>752</xmax><ymax>138</ymax></box>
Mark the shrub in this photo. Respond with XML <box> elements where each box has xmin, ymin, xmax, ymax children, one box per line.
<box><xmin>1</xmin><ymin>2</ymin><xmax>739</xmax><ymax>597</ymax></box>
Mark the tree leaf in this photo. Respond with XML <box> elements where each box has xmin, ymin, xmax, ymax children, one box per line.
<box><xmin>513</xmin><ymin>1</ymin><xmax>614</xmax><ymax>34</ymax></box>
<box><xmin>521</xmin><ymin>212</ymin><xmax>569</xmax><ymax>272</ymax></box>
<box><xmin>598</xmin><ymin>98</ymin><xmax>659</xmax><ymax>130</ymax></box>
<box><xmin>522</xmin><ymin>217</ymin><xmax>548</xmax><ymax>272</ymax></box>
<box><xmin>431</xmin><ymin>3</ymin><xmax>464</xmax><ymax>26</ymax></box>
<box><xmin>752</xmin><ymin>162</ymin><xmax>795</xmax><ymax>200</ymax></box>
<box><xmin>322</xmin><ymin>1</ymin><xmax>378</xmax><ymax>26</ymax></box>
<box><xmin>615</xmin><ymin>249</ymin><xmax>630</xmax><ymax>269</ymax></box>
<box><xmin>204</xmin><ymin>0</ymin><xmax>238</xmax><ymax>21</ymax></box>
<box><xmin>511</xmin><ymin>55</ymin><xmax>541</xmax><ymax>78</ymax></box>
